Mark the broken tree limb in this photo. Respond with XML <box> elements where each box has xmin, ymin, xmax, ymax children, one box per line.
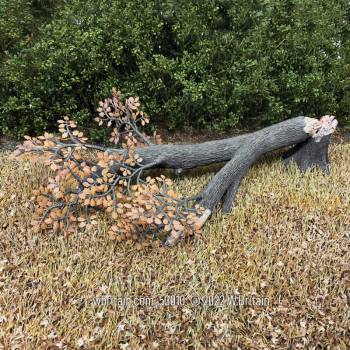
<box><xmin>106</xmin><ymin>116</ymin><xmax>337</xmax><ymax>225</ymax></box>
<box><xmin>18</xmin><ymin>115</ymin><xmax>337</xmax><ymax>217</ymax></box>
<box><xmin>14</xmin><ymin>88</ymin><xmax>339</xmax><ymax>247</ymax></box>
<box><xmin>189</xmin><ymin>115</ymin><xmax>337</xmax><ymax>228</ymax></box>
<box><xmin>14</xmin><ymin>108</ymin><xmax>338</xmax><ymax>247</ymax></box>
<box><xmin>125</xmin><ymin>115</ymin><xmax>340</xmax><ymax>246</ymax></box>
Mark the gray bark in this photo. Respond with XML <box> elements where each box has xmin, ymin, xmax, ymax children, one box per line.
<box><xmin>108</xmin><ymin>116</ymin><xmax>335</xmax><ymax>217</ymax></box>
<box><xmin>110</xmin><ymin>134</ymin><xmax>249</xmax><ymax>170</ymax></box>
<box><xmin>196</xmin><ymin>116</ymin><xmax>311</xmax><ymax>212</ymax></box>
<box><xmin>283</xmin><ymin>135</ymin><xmax>331</xmax><ymax>174</ymax></box>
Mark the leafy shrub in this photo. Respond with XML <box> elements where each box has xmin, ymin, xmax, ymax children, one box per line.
<box><xmin>0</xmin><ymin>0</ymin><xmax>63</xmax><ymax>58</ymax></box>
<box><xmin>0</xmin><ymin>0</ymin><xmax>64</xmax><ymax>135</ymax></box>
<box><xmin>1</xmin><ymin>0</ymin><xmax>350</xmax><ymax>138</ymax></box>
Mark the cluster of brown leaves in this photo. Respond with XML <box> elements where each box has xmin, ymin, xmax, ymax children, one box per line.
<box><xmin>95</xmin><ymin>88</ymin><xmax>162</xmax><ymax>146</ymax></box>
<box><xmin>13</xmin><ymin>90</ymin><xmax>203</xmax><ymax>246</ymax></box>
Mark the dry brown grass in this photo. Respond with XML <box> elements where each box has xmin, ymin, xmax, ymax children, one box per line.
<box><xmin>0</xmin><ymin>144</ymin><xmax>349</xmax><ymax>349</ymax></box>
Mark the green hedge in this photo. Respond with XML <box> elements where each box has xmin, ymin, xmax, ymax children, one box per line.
<box><xmin>1</xmin><ymin>0</ymin><xmax>350</xmax><ymax>139</ymax></box>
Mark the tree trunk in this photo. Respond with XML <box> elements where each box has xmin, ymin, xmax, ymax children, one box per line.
<box><xmin>109</xmin><ymin>133</ymin><xmax>249</xmax><ymax>171</ymax></box>
<box><xmin>110</xmin><ymin>116</ymin><xmax>336</xmax><ymax>174</ymax></box>
<box><xmin>191</xmin><ymin>115</ymin><xmax>337</xmax><ymax>230</ymax></box>
<box><xmin>107</xmin><ymin>115</ymin><xmax>337</xmax><ymax>243</ymax></box>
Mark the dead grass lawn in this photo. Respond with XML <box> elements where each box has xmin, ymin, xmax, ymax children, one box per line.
<box><xmin>0</xmin><ymin>145</ymin><xmax>349</xmax><ymax>349</ymax></box>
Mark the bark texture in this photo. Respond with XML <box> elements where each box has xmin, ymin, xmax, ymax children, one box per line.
<box><xmin>196</xmin><ymin>116</ymin><xmax>311</xmax><ymax>212</ymax></box>
<box><xmin>109</xmin><ymin>134</ymin><xmax>249</xmax><ymax>170</ymax></box>
<box><xmin>283</xmin><ymin>135</ymin><xmax>332</xmax><ymax>174</ymax></box>
<box><xmin>110</xmin><ymin>115</ymin><xmax>337</xmax><ymax>229</ymax></box>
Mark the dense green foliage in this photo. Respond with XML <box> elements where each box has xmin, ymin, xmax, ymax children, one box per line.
<box><xmin>1</xmin><ymin>0</ymin><xmax>350</xmax><ymax>138</ymax></box>
<box><xmin>0</xmin><ymin>0</ymin><xmax>63</xmax><ymax>59</ymax></box>
<box><xmin>0</xmin><ymin>0</ymin><xmax>64</xmax><ymax>135</ymax></box>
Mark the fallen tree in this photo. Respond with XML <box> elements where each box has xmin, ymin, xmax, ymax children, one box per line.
<box><xmin>13</xmin><ymin>89</ymin><xmax>338</xmax><ymax>246</ymax></box>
